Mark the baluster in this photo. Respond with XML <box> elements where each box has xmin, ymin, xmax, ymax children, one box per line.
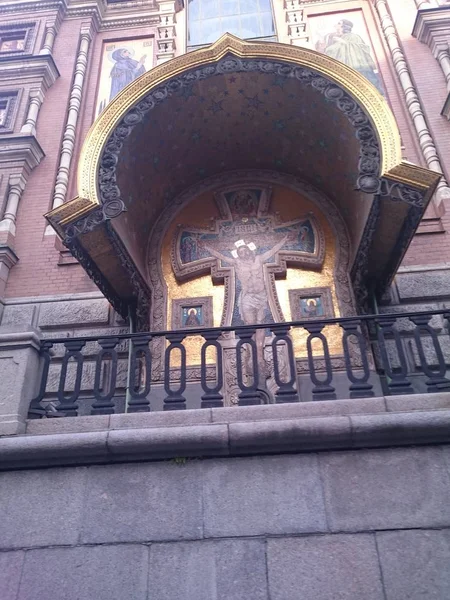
<box><xmin>57</xmin><ymin>339</ymin><xmax>86</xmax><ymax>416</ymax></box>
<box><xmin>271</xmin><ymin>324</ymin><xmax>298</xmax><ymax>403</ymax></box>
<box><xmin>236</xmin><ymin>328</ymin><xmax>260</xmax><ymax>406</ymax></box>
<box><xmin>340</xmin><ymin>320</ymin><xmax>373</xmax><ymax>398</ymax></box>
<box><xmin>28</xmin><ymin>340</ymin><xmax>53</xmax><ymax>418</ymax></box>
<box><xmin>201</xmin><ymin>330</ymin><xmax>224</xmax><ymax>408</ymax></box>
<box><xmin>128</xmin><ymin>334</ymin><xmax>152</xmax><ymax>412</ymax></box>
<box><xmin>305</xmin><ymin>322</ymin><xmax>335</xmax><ymax>400</ymax></box>
<box><xmin>409</xmin><ymin>314</ymin><xmax>450</xmax><ymax>392</ymax></box>
<box><xmin>164</xmin><ymin>333</ymin><xmax>187</xmax><ymax>410</ymax></box>
<box><xmin>91</xmin><ymin>337</ymin><xmax>119</xmax><ymax>415</ymax></box>
<box><xmin>375</xmin><ymin>316</ymin><xmax>412</xmax><ymax>394</ymax></box>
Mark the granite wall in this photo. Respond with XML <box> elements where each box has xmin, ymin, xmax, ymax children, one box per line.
<box><xmin>1</xmin><ymin>445</ymin><xmax>450</xmax><ymax>600</ymax></box>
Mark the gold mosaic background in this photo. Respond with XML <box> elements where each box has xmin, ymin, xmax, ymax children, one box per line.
<box><xmin>161</xmin><ymin>183</ymin><xmax>342</xmax><ymax>363</ymax></box>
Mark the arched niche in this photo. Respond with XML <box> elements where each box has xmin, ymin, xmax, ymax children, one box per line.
<box><xmin>45</xmin><ymin>34</ymin><xmax>440</xmax><ymax>328</ymax></box>
<box><xmin>146</xmin><ymin>170</ymin><xmax>354</xmax><ymax>384</ymax></box>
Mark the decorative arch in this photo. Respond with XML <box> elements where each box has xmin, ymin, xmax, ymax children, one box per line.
<box><xmin>45</xmin><ymin>34</ymin><xmax>440</xmax><ymax>327</ymax></box>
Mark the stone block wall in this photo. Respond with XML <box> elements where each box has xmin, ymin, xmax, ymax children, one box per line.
<box><xmin>1</xmin><ymin>445</ymin><xmax>450</xmax><ymax>599</ymax></box>
<box><xmin>379</xmin><ymin>264</ymin><xmax>450</xmax><ymax>382</ymax></box>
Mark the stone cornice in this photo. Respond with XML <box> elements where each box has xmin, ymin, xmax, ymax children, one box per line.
<box><xmin>413</xmin><ymin>5</ymin><xmax>450</xmax><ymax>49</ymax></box>
<box><xmin>443</xmin><ymin>92</ymin><xmax>450</xmax><ymax>118</ymax></box>
<box><xmin>66</xmin><ymin>0</ymin><xmax>160</xmax><ymax>30</ymax></box>
<box><xmin>4</xmin><ymin>395</ymin><xmax>449</xmax><ymax>468</ymax></box>
<box><xmin>1</xmin><ymin>0</ymin><xmax>165</xmax><ymax>30</ymax></box>
<box><xmin>0</xmin><ymin>245</ymin><xmax>19</xmax><ymax>271</ymax></box>
<box><xmin>0</xmin><ymin>54</ymin><xmax>59</xmax><ymax>89</ymax></box>
<box><xmin>0</xmin><ymin>0</ymin><xmax>66</xmax><ymax>15</ymax></box>
<box><xmin>0</xmin><ymin>135</ymin><xmax>45</xmax><ymax>173</ymax></box>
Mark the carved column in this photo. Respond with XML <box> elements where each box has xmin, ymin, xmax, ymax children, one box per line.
<box><xmin>436</xmin><ymin>43</ymin><xmax>450</xmax><ymax>92</ymax></box>
<box><xmin>40</xmin><ymin>22</ymin><xmax>58</xmax><ymax>55</ymax></box>
<box><xmin>373</xmin><ymin>0</ymin><xmax>450</xmax><ymax>205</ymax></box>
<box><xmin>20</xmin><ymin>89</ymin><xmax>44</xmax><ymax>136</ymax></box>
<box><xmin>0</xmin><ymin>174</ymin><xmax>27</xmax><ymax>241</ymax></box>
<box><xmin>46</xmin><ymin>23</ymin><xmax>93</xmax><ymax>233</ymax></box>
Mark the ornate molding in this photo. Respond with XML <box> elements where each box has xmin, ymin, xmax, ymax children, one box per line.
<box><xmin>49</xmin><ymin>22</ymin><xmax>94</xmax><ymax>216</ymax></box>
<box><xmin>0</xmin><ymin>54</ymin><xmax>60</xmax><ymax>88</ymax></box>
<box><xmin>60</xmin><ymin>34</ymin><xmax>402</xmax><ymax>222</ymax></box>
<box><xmin>0</xmin><ymin>135</ymin><xmax>45</xmax><ymax>174</ymax></box>
<box><xmin>374</xmin><ymin>0</ymin><xmax>450</xmax><ymax>205</ymax></box>
<box><xmin>64</xmin><ymin>237</ymin><xmax>128</xmax><ymax>318</ymax></box>
<box><xmin>0</xmin><ymin>0</ymin><xmax>66</xmax><ymax>14</ymax></box>
<box><xmin>90</xmin><ymin>58</ymin><xmax>384</xmax><ymax>231</ymax></box>
<box><xmin>351</xmin><ymin>196</ymin><xmax>381</xmax><ymax>311</ymax></box>
<box><xmin>107</xmin><ymin>225</ymin><xmax>151</xmax><ymax>329</ymax></box>
<box><xmin>413</xmin><ymin>5</ymin><xmax>450</xmax><ymax>118</ymax></box>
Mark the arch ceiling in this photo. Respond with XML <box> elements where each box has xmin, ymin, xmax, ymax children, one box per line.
<box><xmin>46</xmin><ymin>34</ymin><xmax>440</xmax><ymax>327</ymax></box>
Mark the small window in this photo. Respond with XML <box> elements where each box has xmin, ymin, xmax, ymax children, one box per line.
<box><xmin>0</xmin><ymin>31</ymin><xmax>27</xmax><ymax>53</ymax></box>
<box><xmin>0</xmin><ymin>99</ymin><xmax>8</xmax><ymax>127</ymax></box>
<box><xmin>0</xmin><ymin>93</ymin><xmax>19</xmax><ymax>133</ymax></box>
<box><xmin>187</xmin><ymin>0</ymin><xmax>276</xmax><ymax>50</ymax></box>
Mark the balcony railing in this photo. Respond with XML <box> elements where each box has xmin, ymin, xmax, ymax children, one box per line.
<box><xmin>28</xmin><ymin>310</ymin><xmax>450</xmax><ymax>418</ymax></box>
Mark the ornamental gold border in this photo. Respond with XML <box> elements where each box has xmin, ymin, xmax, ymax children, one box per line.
<box><xmin>63</xmin><ymin>33</ymin><xmax>406</xmax><ymax>225</ymax></box>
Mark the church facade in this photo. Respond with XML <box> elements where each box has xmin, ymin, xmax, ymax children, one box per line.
<box><xmin>1</xmin><ymin>0</ymin><xmax>450</xmax><ymax>598</ymax></box>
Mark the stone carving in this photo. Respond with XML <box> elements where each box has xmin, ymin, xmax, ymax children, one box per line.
<box><xmin>65</xmin><ymin>239</ymin><xmax>128</xmax><ymax>319</ymax></box>
<box><xmin>51</xmin><ymin>24</ymin><xmax>94</xmax><ymax>213</ymax></box>
<box><xmin>350</xmin><ymin>196</ymin><xmax>381</xmax><ymax>310</ymax></box>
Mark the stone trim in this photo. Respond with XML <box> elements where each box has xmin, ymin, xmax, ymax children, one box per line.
<box><xmin>3</xmin><ymin>393</ymin><xmax>448</xmax><ymax>469</ymax></box>
<box><xmin>0</xmin><ymin>135</ymin><xmax>45</xmax><ymax>174</ymax></box>
<box><xmin>0</xmin><ymin>21</ymin><xmax>36</xmax><ymax>56</ymax></box>
<box><xmin>0</xmin><ymin>54</ymin><xmax>59</xmax><ymax>88</ymax></box>
<box><xmin>374</xmin><ymin>0</ymin><xmax>450</xmax><ymax>206</ymax></box>
<box><xmin>48</xmin><ymin>23</ymin><xmax>94</xmax><ymax>216</ymax></box>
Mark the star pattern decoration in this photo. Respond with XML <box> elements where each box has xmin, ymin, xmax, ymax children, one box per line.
<box><xmin>246</xmin><ymin>94</ymin><xmax>264</xmax><ymax>110</ymax></box>
<box><xmin>208</xmin><ymin>99</ymin><xmax>224</xmax><ymax>114</ymax></box>
<box><xmin>272</xmin><ymin>76</ymin><xmax>286</xmax><ymax>89</ymax></box>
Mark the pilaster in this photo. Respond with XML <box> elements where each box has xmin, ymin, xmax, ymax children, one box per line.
<box><xmin>413</xmin><ymin>4</ymin><xmax>450</xmax><ymax>119</ymax></box>
<box><xmin>46</xmin><ymin>20</ymin><xmax>95</xmax><ymax>234</ymax></box>
<box><xmin>374</xmin><ymin>0</ymin><xmax>450</xmax><ymax>208</ymax></box>
<box><xmin>0</xmin><ymin>326</ymin><xmax>42</xmax><ymax>436</ymax></box>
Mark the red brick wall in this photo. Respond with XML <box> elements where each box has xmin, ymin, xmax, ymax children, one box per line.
<box><xmin>387</xmin><ymin>0</ymin><xmax>450</xmax><ymax>266</ymax></box>
<box><xmin>5</xmin><ymin>18</ymin><xmax>97</xmax><ymax>299</ymax></box>
<box><xmin>6</xmin><ymin>0</ymin><xmax>450</xmax><ymax>300</ymax></box>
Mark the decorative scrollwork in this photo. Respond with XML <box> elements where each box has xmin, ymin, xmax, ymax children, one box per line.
<box><xmin>91</xmin><ymin>57</ymin><xmax>383</xmax><ymax>240</ymax></box>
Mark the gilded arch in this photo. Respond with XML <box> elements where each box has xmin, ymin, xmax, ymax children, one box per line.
<box><xmin>45</xmin><ymin>34</ymin><xmax>440</xmax><ymax>327</ymax></box>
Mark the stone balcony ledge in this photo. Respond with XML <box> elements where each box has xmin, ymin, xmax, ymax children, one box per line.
<box><xmin>0</xmin><ymin>394</ymin><xmax>448</xmax><ymax>470</ymax></box>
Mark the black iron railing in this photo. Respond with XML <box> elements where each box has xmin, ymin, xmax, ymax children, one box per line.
<box><xmin>28</xmin><ymin>310</ymin><xmax>450</xmax><ymax>417</ymax></box>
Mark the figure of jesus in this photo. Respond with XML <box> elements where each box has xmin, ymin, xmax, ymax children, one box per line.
<box><xmin>200</xmin><ymin>235</ymin><xmax>291</xmax><ymax>381</ymax></box>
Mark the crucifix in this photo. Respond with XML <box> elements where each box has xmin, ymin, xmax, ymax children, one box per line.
<box><xmin>171</xmin><ymin>186</ymin><xmax>325</xmax><ymax>390</ymax></box>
